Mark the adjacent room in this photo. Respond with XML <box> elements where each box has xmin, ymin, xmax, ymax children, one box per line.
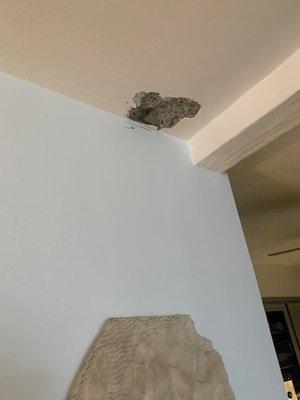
<box><xmin>229</xmin><ymin>124</ymin><xmax>300</xmax><ymax>398</ymax></box>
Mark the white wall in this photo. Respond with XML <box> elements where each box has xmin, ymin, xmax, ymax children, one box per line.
<box><xmin>0</xmin><ymin>73</ymin><xmax>285</xmax><ymax>400</ymax></box>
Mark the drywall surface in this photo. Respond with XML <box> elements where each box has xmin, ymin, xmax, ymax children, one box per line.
<box><xmin>0</xmin><ymin>73</ymin><xmax>285</xmax><ymax>400</ymax></box>
<box><xmin>255</xmin><ymin>263</ymin><xmax>300</xmax><ymax>298</ymax></box>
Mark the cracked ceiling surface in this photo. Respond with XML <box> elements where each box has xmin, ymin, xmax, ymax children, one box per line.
<box><xmin>0</xmin><ymin>0</ymin><xmax>299</xmax><ymax>139</ymax></box>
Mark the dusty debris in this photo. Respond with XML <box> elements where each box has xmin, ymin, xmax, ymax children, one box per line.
<box><xmin>127</xmin><ymin>92</ymin><xmax>201</xmax><ymax>129</ymax></box>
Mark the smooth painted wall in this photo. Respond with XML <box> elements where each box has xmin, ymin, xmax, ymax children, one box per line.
<box><xmin>0</xmin><ymin>73</ymin><xmax>285</xmax><ymax>400</ymax></box>
<box><xmin>255</xmin><ymin>262</ymin><xmax>300</xmax><ymax>298</ymax></box>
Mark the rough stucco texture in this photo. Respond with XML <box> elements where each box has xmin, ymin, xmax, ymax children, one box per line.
<box><xmin>67</xmin><ymin>315</ymin><xmax>235</xmax><ymax>400</ymax></box>
<box><xmin>128</xmin><ymin>92</ymin><xmax>201</xmax><ymax>129</ymax></box>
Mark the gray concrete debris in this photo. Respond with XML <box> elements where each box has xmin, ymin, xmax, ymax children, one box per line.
<box><xmin>128</xmin><ymin>92</ymin><xmax>201</xmax><ymax>129</ymax></box>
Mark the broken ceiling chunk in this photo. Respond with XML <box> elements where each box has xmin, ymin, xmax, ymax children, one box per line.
<box><xmin>128</xmin><ymin>92</ymin><xmax>201</xmax><ymax>129</ymax></box>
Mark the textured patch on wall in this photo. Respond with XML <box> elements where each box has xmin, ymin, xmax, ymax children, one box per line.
<box><xmin>67</xmin><ymin>315</ymin><xmax>235</xmax><ymax>400</ymax></box>
<box><xmin>128</xmin><ymin>92</ymin><xmax>201</xmax><ymax>129</ymax></box>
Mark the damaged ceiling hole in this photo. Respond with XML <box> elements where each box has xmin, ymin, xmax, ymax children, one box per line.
<box><xmin>128</xmin><ymin>92</ymin><xmax>201</xmax><ymax>130</ymax></box>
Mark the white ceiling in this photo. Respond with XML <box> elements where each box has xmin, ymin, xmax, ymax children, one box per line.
<box><xmin>229</xmin><ymin>125</ymin><xmax>300</xmax><ymax>268</ymax></box>
<box><xmin>0</xmin><ymin>0</ymin><xmax>299</xmax><ymax>139</ymax></box>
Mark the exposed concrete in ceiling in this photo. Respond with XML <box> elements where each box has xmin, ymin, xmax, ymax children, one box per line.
<box><xmin>229</xmin><ymin>125</ymin><xmax>300</xmax><ymax>269</ymax></box>
<box><xmin>0</xmin><ymin>0</ymin><xmax>299</xmax><ymax>139</ymax></box>
<box><xmin>128</xmin><ymin>92</ymin><xmax>200</xmax><ymax>130</ymax></box>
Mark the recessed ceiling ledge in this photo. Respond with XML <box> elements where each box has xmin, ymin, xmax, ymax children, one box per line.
<box><xmin>188</xmin><ymin>50</ymin><xmax>300</xmax><ymax>173</ymax></box>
